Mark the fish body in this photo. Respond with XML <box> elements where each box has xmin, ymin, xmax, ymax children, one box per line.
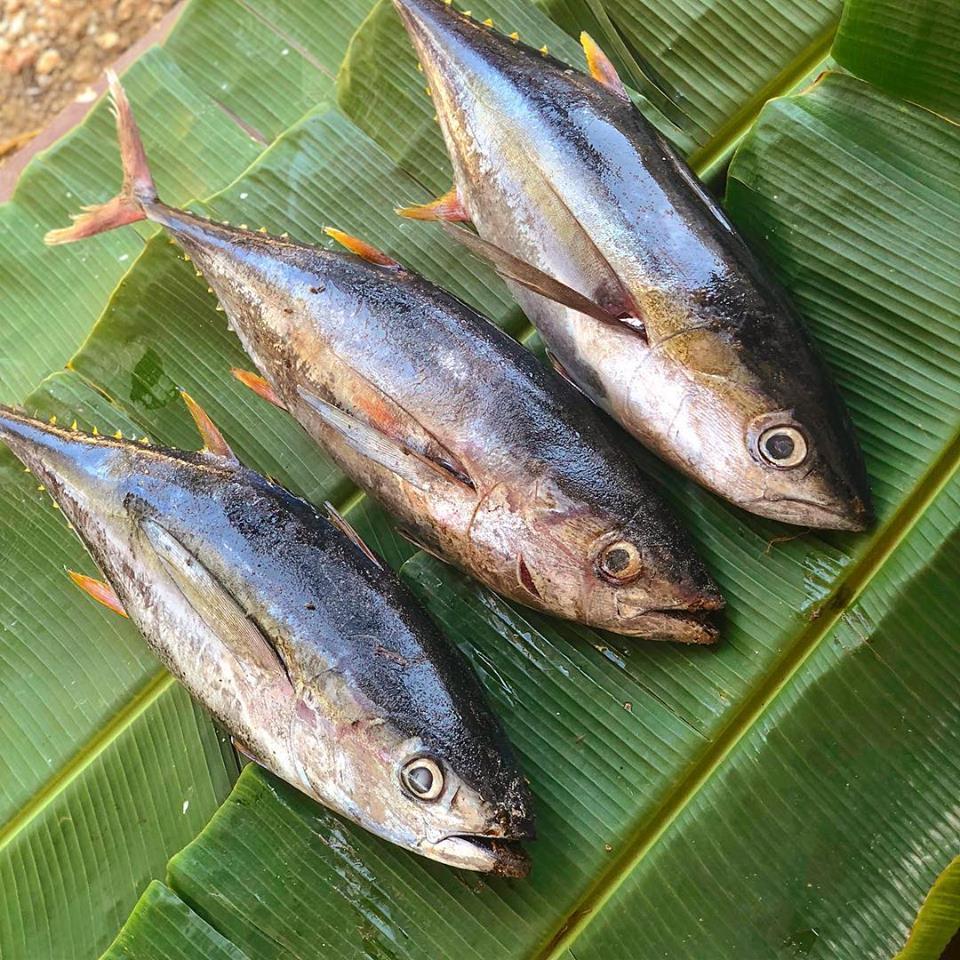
<box><xmin>0</xmin><ymin>407</ymin><xmax>533</xmax><ymax>875</ymax></box>
<box><xmin>46</xmin><ymin>75</ymin><xmax>723</xmax><ymax>643</ymax></box>
<box><xmin>393</xmin><ymin>0</ymin><xmax>873</xmax><ymax>531</ymax></box>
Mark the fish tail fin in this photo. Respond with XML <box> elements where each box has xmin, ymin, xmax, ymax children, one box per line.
<box><xmin>45</xmin><ymin>70</ymin><xmax>157</xmax><ymax>245</ymax></box>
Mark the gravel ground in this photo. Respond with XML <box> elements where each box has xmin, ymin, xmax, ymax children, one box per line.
<box><xmin>0</xmin><ymin>0</ymin><xmax>178</xmax><ymax>161</ymax></box>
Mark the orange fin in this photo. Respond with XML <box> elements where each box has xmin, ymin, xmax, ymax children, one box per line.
<box><xmin>324</xmin><ymin>228</ymin><xmax>400</xmax><ymax>268</ymax></box>
<box><xmin>45</xmin><ymin>70</ymin><xmax>156</xmax><ymax>245</ymax></box>
<box><xmin>440</xmin><ymin>223</ymin><xmax>645</xmax><ymax>337</ymax></box>
<box><xmin>231</xmin><ymin>369</ymin><xmax>286</xmax><ymax>410</ymax></box>
<box><xmin>580</xmin><ymin>33</ymin><xmax>629</xmax><ymax>100</ymax></box>
<box><xmin>180</xmin><ymin>390</ymin><xmax>238</xmax><ymax>462</ymax></box>
<box><xmin>396</xmin><ymin>187</ymin><xmax>470</xmax><ymax>223</ymax></box>
<box><xmin>68</xmin><ymin>570</ymin><xmax>128</xmax><ymax>618</ymax></box>
<box><xmin>324</xmin><ymin>501</ymin><xmax>384</xmax><ymax>569</ymax></box>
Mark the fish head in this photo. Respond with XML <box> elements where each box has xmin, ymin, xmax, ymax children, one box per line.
<box><xmin>648</xmin><ymin>316</ymin><xmax>873</xmax><ymax>532</ymax></box>
<box><xmin>289</xmin><ymin>620</ymin><xmax>534</xmax><ymax>876</ymax></box>
<box><xmin>477</xmin><ymin>470</ymin><xmax>724</xmax><ymax>643</ymax></box>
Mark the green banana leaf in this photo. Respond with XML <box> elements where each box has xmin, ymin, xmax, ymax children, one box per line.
<box><xmin>0</xmin><ymin>0</ymin><xmax>957</xmax><ymax>958</ymax></box>
<box><xmin>833</xmin><ymin>0</ymin><xmax>960</xmax><ymax>120</ymax></box>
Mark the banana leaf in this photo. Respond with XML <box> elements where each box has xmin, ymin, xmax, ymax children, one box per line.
<box><xmin>102</xmin><ymin>57</ymin><xmax>960</xmax><ymax>960</ymax></box>
<box><xmin>0</xmin><ymin>0</ymin><xmax>957</xmax><ymax>958</ymax></box>
<box><xmin>833</xmin><ymin>0</ymin><xmax>960</xmax><ymax>120</ymax></box>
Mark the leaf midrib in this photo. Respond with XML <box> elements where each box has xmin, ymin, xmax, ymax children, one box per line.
<box><xmin>536</xmin><ymin>366</ymin><xmax>960</xmax><ymax>953</ymax></box>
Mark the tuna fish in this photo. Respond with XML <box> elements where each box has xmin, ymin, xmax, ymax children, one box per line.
<box><xmin>45</xmin><ymin>73</ymin><xmax>723</xmax><ymax>643</ymax></box>
<box><xmin>0</xmin><ymin>397</ymin><xmax>533</xmax><ymax>874</ymax></box>
<box><xmin>392</xmin><ymin>0</ymin><xmax>873</xmax><ymax>531</ymax></box>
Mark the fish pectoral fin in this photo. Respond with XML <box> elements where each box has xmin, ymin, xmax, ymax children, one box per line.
<box><xmin>440</xmin><ymin>224</ymin><xmax>645</xmax><ymax>338</ymax></box>
<box><xmin>231</xmin><ymin>369</ymin><xmax>287</xmax><ymax>411</ymax></box>
<box><xmin>323</xmin><ymin>500</ymin><xmax>384</xmax><ymax>569</ymax></box>
<box><xmin>580</xmin><ymin>32</ymin><xmax>629</xmax><ymax>100</ymax></box>
<box><xmin>395</xmin><ymin>526</ymin><xmax>447</xmax><ymax>564</ymax></box>
<box><xmin>180</xmin><ymin>389</ymin><xmax>238</xmax><ymax>463</ymax></box>
<box><xmin>231</xmin><ymin>736</ymin><xmax>268</xmax><ymax>768</ymax></box>
<box><xmin>67</xmin><ymin>570</ymin><xmax>129</xmax><ymax>618</ymax></box>
<box><xmin>546</xmin><ymin>349</ymin><xmax>587</xmax><ymax>397</ymax></box>
<box><xmin>297</xmin><ymin>386</ymin><xmax>475</xmax><ymax>494</ymax></box>
<box><xmin>396</xmin><ymin>186</ymin><xmax>471</xmax><ymax>223</ymax></box>
<box><xmin>324</xmin><ymin>227</ymin><xmax>400</xmax><ymax>268</ymax></box>
<box><xmin>138</xmin><ymin>516</ymin><xmax>293</xmax><ymax>690</ymax></box>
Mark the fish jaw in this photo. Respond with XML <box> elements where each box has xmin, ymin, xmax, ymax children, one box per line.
<box><xmin>421</xmin><ymin>835</ymin><xmax>531</xmax><ymax>877</ymax></box>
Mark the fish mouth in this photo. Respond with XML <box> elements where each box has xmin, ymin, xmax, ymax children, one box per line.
<box><xmin>428</xmin><ymin>833</ymin><xmax>532</xmax><ymax>878</ymax></box>
<box><xmin>747</xmin><ymin>494</ymin><xmax>873</xmax><ymax>532</ymax></box>
<box><xmin>613</xmin><ymin>607</ymin><xmax>721</xmax><ymax>644</ymax></box>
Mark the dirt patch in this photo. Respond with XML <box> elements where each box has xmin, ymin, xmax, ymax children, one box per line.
<box><xmin>0</xmin><ymin>0</ymin><xmax>179</xmax><ymax>159</ymax></box>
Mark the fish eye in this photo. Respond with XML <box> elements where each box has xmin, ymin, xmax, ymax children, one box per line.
<box><xmin>597</xmin><ymin>540</ymin><xmax>643</xmax><ymax>583</ymax></box>
<box><xmin>757</xmin><ymin>425</ymin><xmax>808</xmax><ymax>468</ymax></box>
<box><xmin>400</xmin><ymin>756</ymin><xmax>444</xmax><ymax>801</ymax></box>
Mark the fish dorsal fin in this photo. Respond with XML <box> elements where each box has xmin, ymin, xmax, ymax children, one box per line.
<box><xmin>180</xmin><ymin>390</ymin><xmax>238</xmax><ymax>462</ymax></box>
<box><xmin>67</xmin><ymin>570</ymin><xmax>128</xmax><ymax>618</ymax></box>
<box><xmin>396</xmin><ymin>186</ymin><xmax>471</xmax><ymax>223</ymax></box>
<box><xmin>138</xmin><ymin>516</ymin><xmax>293</xmax><ymax>689</ymax></box>
<box><xmin>440</xmin><ymin>224</ymin><xmax>646</xmax><ymax>339</ymax></box>
<box><xmin>323</xmin><ymin>501</ymin><xmax>384</xmax><ymax>569</ymax></box>
<box><xmin>297</xmin><ymin>387</ymin><xmax>475</xmax><ymax>494</ymax></box>
<box><xmin>324</xmin><ymin>227</ymin><xmax>400</xmax><ymax>268</ymax></box>
<box><xmin>580</xmin><ymin>33</ymin><xmax>629</xmax><ymax>100</ymax></box>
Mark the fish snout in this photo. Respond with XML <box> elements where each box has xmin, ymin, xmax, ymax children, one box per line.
<box><xmin>639</xmin><ymin>542</ymin><xmax>724</xmax><ymax>612</ymax></box>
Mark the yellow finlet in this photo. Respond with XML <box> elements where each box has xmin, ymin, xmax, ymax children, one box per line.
<box><xmin>324</xmin><ymin>227</ymin><xmax>400</xmax><ymax>268</ymax></box>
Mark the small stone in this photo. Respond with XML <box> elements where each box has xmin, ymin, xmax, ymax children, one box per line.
<box><xmin>96</xmin><ymin>30</ymin><xmax>120</xmax><ymax>50</ymax></box>
<box><xmin>35</xmin><ymin>48</ymin><xmax>62</xmax><ymax>75</ymax></box>
<box><xmin>3</xmin><ymin>44</ymin><xmax>36</xmax><ymax>75</ymax></box>
<box><xmin>7</xmin><ymin>9</ymin><xmax>24</xmax><ymax>37</ymax></box>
